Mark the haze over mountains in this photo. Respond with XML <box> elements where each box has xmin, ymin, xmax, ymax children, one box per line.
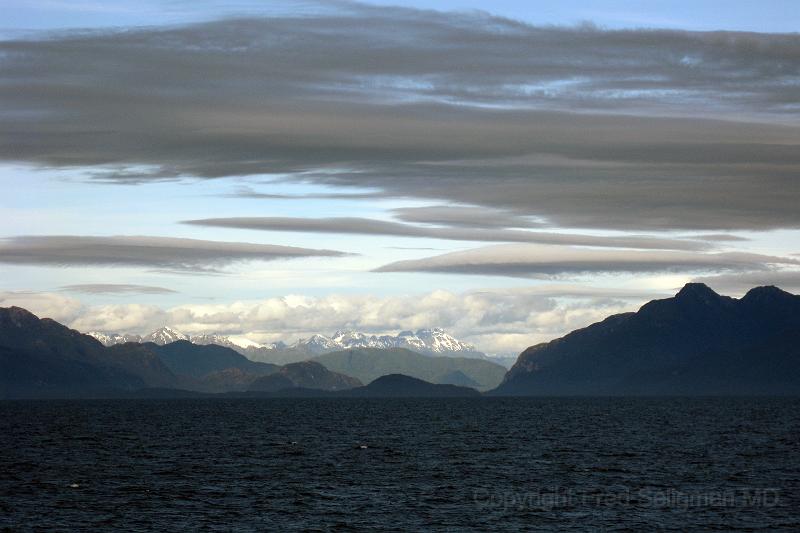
<box><xmin>312</xmin><ymin>348</ymin><xmax>506</xmax><ymax>391</ymax></box>
<box><xmin>249</xmin><ymin>361</ymin><xmax>362</xmax><ymax>393</ymax></box>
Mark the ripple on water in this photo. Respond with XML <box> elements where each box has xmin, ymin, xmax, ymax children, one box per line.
<box><xmin>0</xmin><ymin>397</ymin><xmax>799</xmax><ymax>531</ymax></box>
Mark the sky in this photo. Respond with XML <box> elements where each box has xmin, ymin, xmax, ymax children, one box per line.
<box><xmin>1</xmin><ymin>0</ymin><xmax>798</xmax><ymax>356</ymax></box>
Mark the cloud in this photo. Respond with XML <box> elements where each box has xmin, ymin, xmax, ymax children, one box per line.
<box><xmin>183</xmin><ymin>216</ymin><xmax>715</xmax><ymax>251</ymax></box>
<box><xmin>69</xmin><ymin>304</ymin><xmax>168</xmax><ymax>334</ymax></box>
<box><xmin>8</xmin><ymin>279</ymin><xmax>796</xmax><ymax>355</ymax></box>
<box><xmin>390</xmin><ymin>205</ymin><xmax>542</xmax><ymax>229</ymax></box>
<box><xmin>0</xmin><ymin>291</ymin><xmax>83</xmax><ymax>324</ymax></box>
<box><xmin>229</xmin><ymin>186</ymin><xmax>386</xmax><ymax>201</ymax></box>
<box><xmin>374</xmin><ymin>244</ymin><xmax>798</xmax><ymax>278</ymax></box>
<box><xmin>0</xmin><ymin>235</ymin><xmax>349</xmax><ymax>272</ymax></box>
<box><xmin>0</xmin><ymin>4</ymin><xmax>798</xmax><ymax>230</ymax></box>
<box><xmin>59</xmin><ymin>283</ymin><xmax>177</xmax><ymax>294</ymax></box>
<box><xmin>17</xmin><ymin>285</ymin><xmax>652</xmax><ymax>355</ymax></box>
<box><xmin>687</xmin><ymin>234</ymin><xmax>750</xmax><ymax>242</ymax></box>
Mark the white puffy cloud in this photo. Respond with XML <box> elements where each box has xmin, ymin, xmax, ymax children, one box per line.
<box><xmin>0</xmin><ymin>291</ymin><xmax>84</xmax><ymax>324</ymax></box>
<box><xmin>69</xmin><ymin>304</ymin><xmax>168</xmax><ymax>334</ymax></box>
<box><xmin>25</xmin><ymin>277</ymin><xmax>798</xmax><ymax>355</ymax></box>
<box><xmin>1</xmin><ymin>285</ymin><xmax>656</xmax><ymax>355</ymax></box>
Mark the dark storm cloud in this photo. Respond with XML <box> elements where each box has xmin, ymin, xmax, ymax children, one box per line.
<box><xmin>1</xmin><ymin>2</ymin><xmax>799</xmax><ymax>230</ymax></box>
<box><xmin>374</xmin><ymin>244</ymin><xmax>799</xmax><ymax>279</ymax></box>
<box><xmin>58</xmin><ymin>284</ymin><xmax>178</xmax><ymax>294</ymax></box>
<box><xmin>182</xmin><ymin>216</ymin><xmax>717</xmax><ymax>251</ymax></box>
<box><xmin>0</xmin><ymin>236</ymin><xmax>348</xmax><ymax>272</ymax></box>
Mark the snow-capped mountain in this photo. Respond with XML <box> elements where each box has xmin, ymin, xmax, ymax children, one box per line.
<box><xmin>298</xmin><ymin>333</ymin><xmax>350</xmax><ymax>354</ymax></box>
<box><xmin>89</xmin><ymin>328</ymin><xmax>190</xmax><ymax>347</ymax></box>
<box><xmin>87</xmin><ymin>327</ymin><xmax>489</xmax><ymax>361</ymax></box>
<box><xmin>87</xmin><ymin>331</ymin><xmax>143</xmax><ymax>346</ymax></box>
<box><xmin>142</xmin><ymin>326</ymin><xmax>189</xmax><ymax>345</ymax></box>
<box><xmin>410</xmin><ymin>328</ymin><xmax>475</xmax><ymax>354</ymax></box>
<box><xmin>192</xmin><ymin>333</ymin><xmax>283</xmax><ymax>352</ymax></box>
<box><xmin>291</xmin><ymin>328</ymin><xmax>485</xmax><ymax>358</ymax></box>
<box><xmin>89</xmin><ymin>328</ymin><xmax>281</xmax><ymax>354</ymax></box>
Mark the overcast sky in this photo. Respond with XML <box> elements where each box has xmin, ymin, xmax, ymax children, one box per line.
<box><xmin>1</xmin><ymin>0</ymin><xmax>798</xmax><ymax>355</ymax></box>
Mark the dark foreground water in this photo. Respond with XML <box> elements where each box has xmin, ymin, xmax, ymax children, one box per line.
<box><xmin>1</xmin><ymin>398</ymin><xmax>799</xmax><ymax>531</ymax></box>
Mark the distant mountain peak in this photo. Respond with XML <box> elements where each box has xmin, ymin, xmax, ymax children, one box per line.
<box><xmin>87</xmin><ymin>331</ymin><xmax>143</xmax><ymax>346</ymax></box>
<box><xmin>675</xmin><ymin>282</ymin><xmax>720</xmax><ymax>301</ymax></box>
<box><xmin>742</xmin><ymin>285</ymin><xmax>793</xmax><ymax>301</ymax></box>
<box><xmin>160</xmin><ymin>326</ymin><xmax>184</xmax><ymax>335</ymax></box>
<box><xmin>291</xmin><ymin>328</ymin><xmax>481</xmax><ymax>358</ymax></box>
<box><xmin>497</xmin><ymin>283</ymin><xmax>800</xmax><ymax>396</ymax></box>
<box><xmin>0</xmin><ymin>306</ymin><xmax>39</xmax><ymax>328</ymax></box>
<box><xmin>86</xmin><ymin>326</ymin><xmax>489</xmax><ymax>361</ymax></box>
<box><xmin>191</xmin><ymin>333</ymin><xmax>266</xmax><ymax>351</ymax></box>
<box><xmin>142</xmin><ymin>326</ymin><xmax>189</xmax><ymax>345</ymax></box>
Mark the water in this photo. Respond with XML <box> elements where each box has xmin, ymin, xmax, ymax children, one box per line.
<box><xmin>1</xmin><ymin>398</ymin><xmax>799</xmax><ymax>531</ymax></box>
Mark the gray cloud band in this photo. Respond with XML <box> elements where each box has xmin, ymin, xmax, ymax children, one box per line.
<box><xmin>58</xmin><ymin>284</ymin><xmax>178</xmax><ymax>295</ymax></box>
<box><xmin>182</xmin><ymin>216</ymin><xmax>716</xmax><ymax>251</ymax></box>
<box><xmin>0</xmin><ymin>236</ymin><xmax>349</xmax><ymax>272</ymax></box>
<box><xmin>373</xmin><ymin>244</ymin><xmax>799</xmax><ymax>278</ymax></box>
<box><xmin>0</xmin><ymin>3</ymin><xmax>798</xmax><ymax>230</ymax></box>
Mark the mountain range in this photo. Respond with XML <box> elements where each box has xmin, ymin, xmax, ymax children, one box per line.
<box><xmin>296</xmin><ymin>328</ymin><xmax>483</xmax><ymax>357</ymax></box>
<box><xmin>4</xmin><ymin>283</ymin><xmax>799</xmax><ymax>398</ymax></box>
<box><xmin>493</xmin><ymin>284</ymin><xmax>800</xmax><ymax>396</ymax></box>
<box><xmin>88</xmin><ymin>327</ymin><xmax>286</xmax><ymax>351</ymax></box>
<box><xmin>88</xmin><ymin>326</ymin><xmax>506</xmax><ymax>365</ymax></box>
<box><xmin>0</xmin><ymin>306</ymin><xmax>491</xmax><ymax>397</ymax></box>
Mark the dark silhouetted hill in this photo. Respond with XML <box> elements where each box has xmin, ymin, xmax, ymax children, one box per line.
<box><xmin>146</xmin><ymin>340</ymin><xmax>277</xmax><ymax>379</ymax></box>
<box><xmin>493</xmin><ymin>284</ymin><xmax>800</xmax><ymax>396</ymax></box>
<box><xmin>312</xmin><ymin>348</ymin><xmax>506</xmax><ymax>391</ymax></box>
<box><xmin>0</xmin><ymin>307</ymin><xmax>177</xmax><ymax>397</ymax></box>
<box><xmin>249</xmin><ymin>361</ymin><xmax>362</xmax><ymax>392</ymax></box>
<box><xmin>343</xmin><ymin>374</ymin><xmax>481</xmax><ymax>397</ymax></box>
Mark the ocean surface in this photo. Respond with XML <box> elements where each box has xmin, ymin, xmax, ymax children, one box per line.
<box><xmin>1</xmin><ymin>397</ymin><xmax>799</xmax><ymax>531</ymax></box>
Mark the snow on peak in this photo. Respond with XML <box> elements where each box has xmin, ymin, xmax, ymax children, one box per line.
<box><xmin>143</xmin><ymin>326</ymin><xmax>189</xmax><ymax>345</ymax></box>
<box><xmin>87</xmin><ymin>331</ymin><xmax>113</xmax><ymax>345</ymax></box>
<box><xmin>85</xmin><ymin>326</ymin><xmax>480</xmax><ymax>358</ymax></box>
<box><xmin>290</xmin><ymin>328</ymin><xmax>480</xmax><ymax>357</ymax></box>
<box><xmin>331</xmin><ymin>331</ymin><xmax>369</xmax><ymax>344</ymax></box>
<box><xmin>189</xmin><ymin>333</ymin><xmax>271</xmax><ymax>354</ymax></box>
<box><xmin>226</xmin><ymin>335</ymin><xmax>265</xmax><ymax>349</ymax></box>
<box><xmin>87</xmin><ymin>331</ymin><xmax>143</xmax><ymax>346</ymax></box>
<box><xmin>413</xmin><ymin>328</ymin><xmax>475</xmax><ymax>353</ymax></box>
